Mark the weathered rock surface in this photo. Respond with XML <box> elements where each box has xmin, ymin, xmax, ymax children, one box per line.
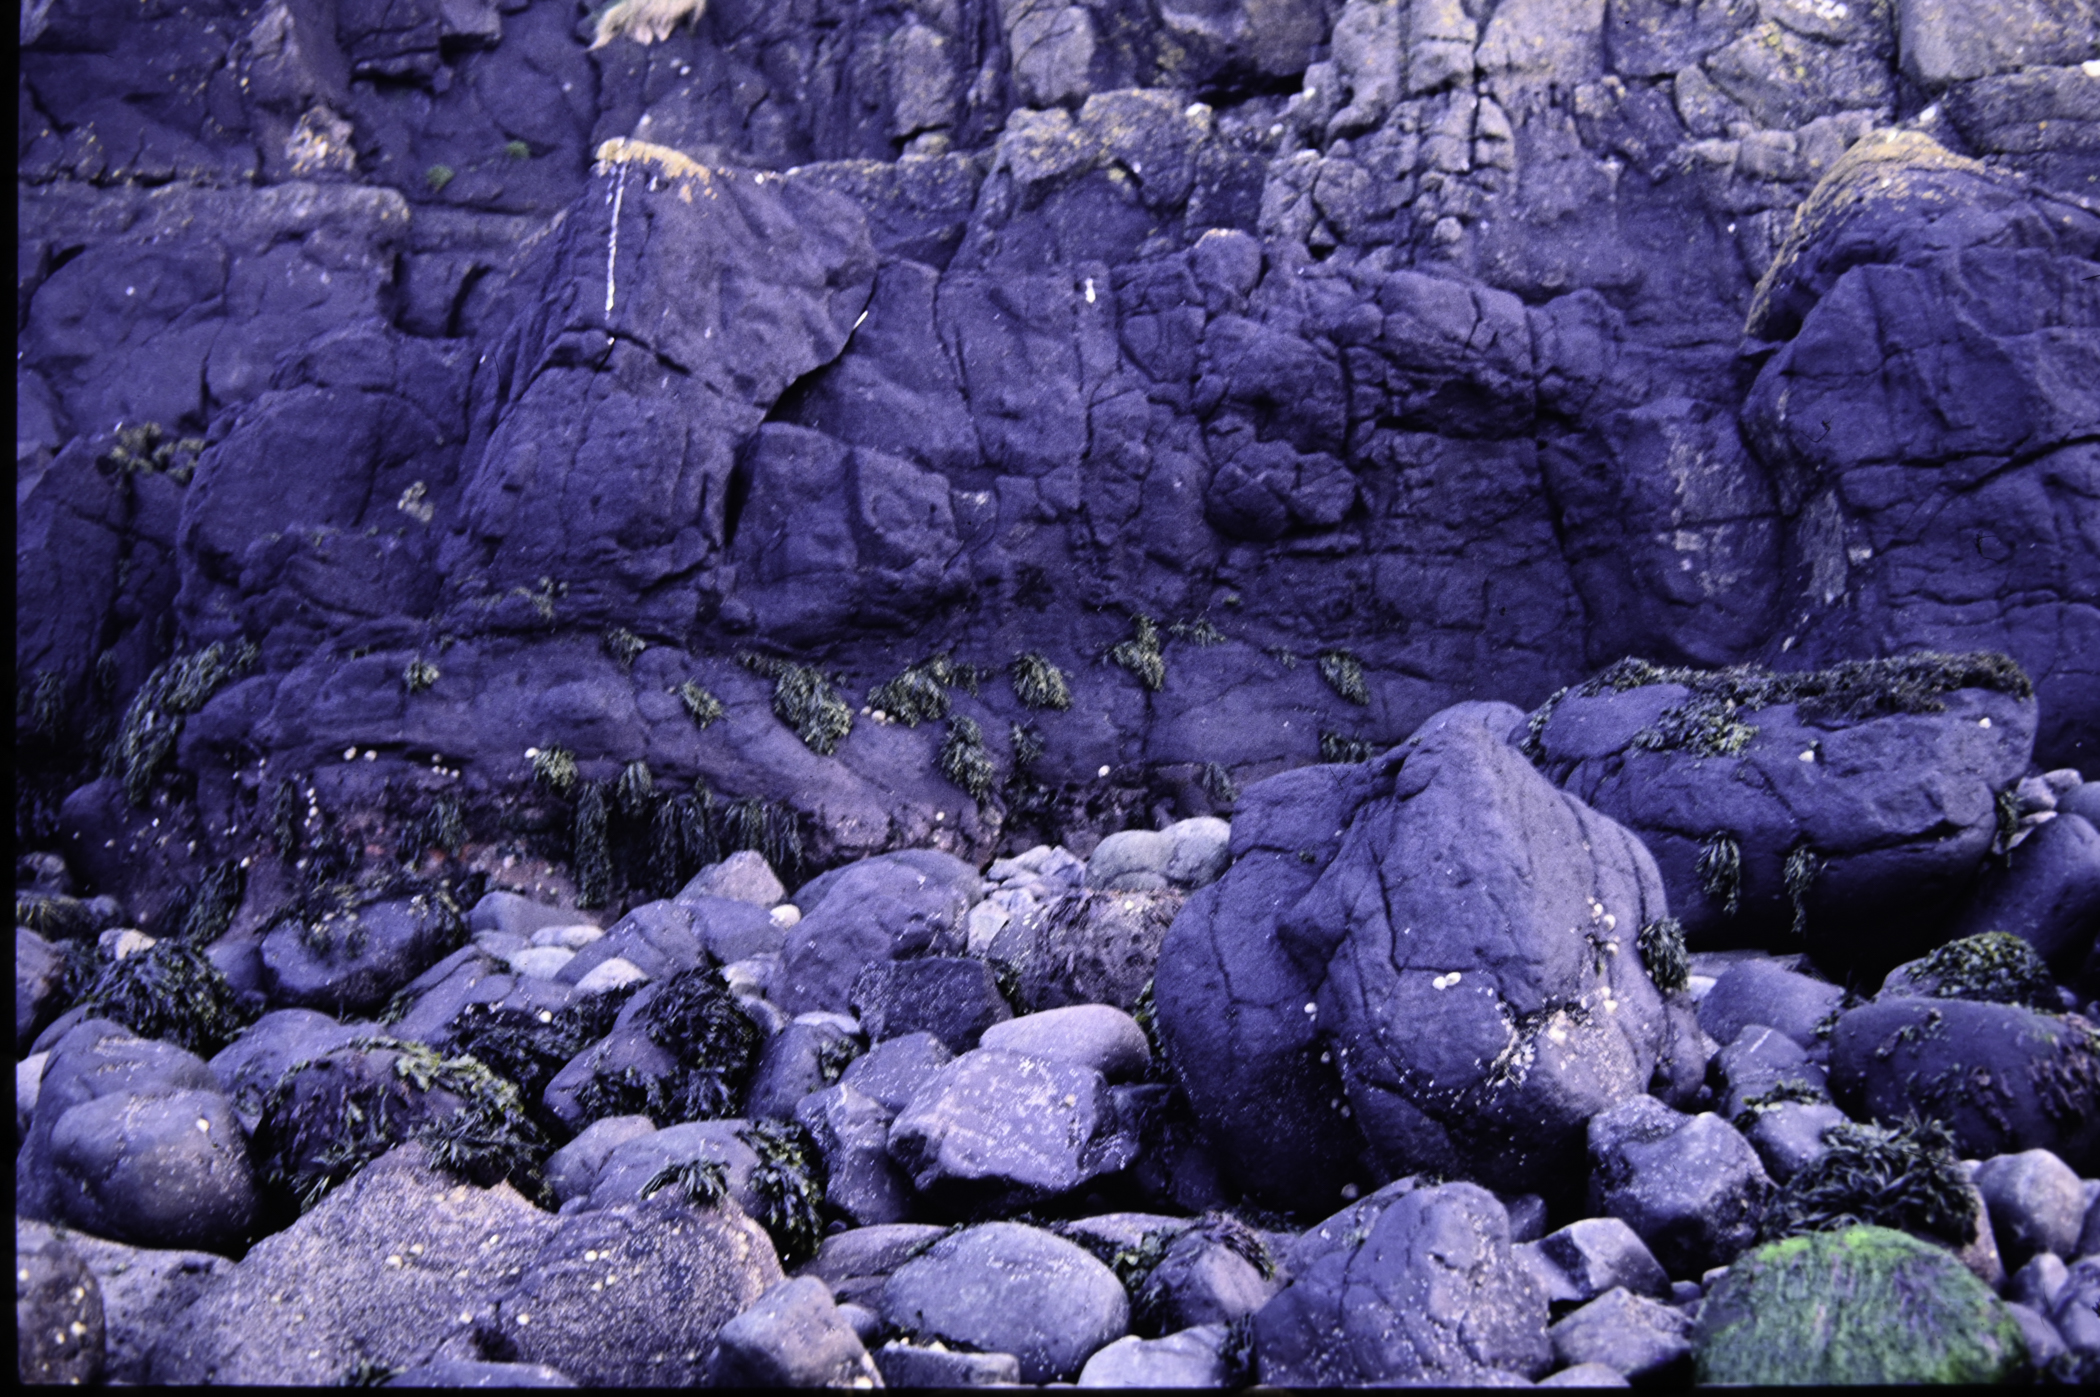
<box><xmin>881</xmin><ymin>1222</ymin><xmax>1129</xmax><ymax>1383</ymax></box>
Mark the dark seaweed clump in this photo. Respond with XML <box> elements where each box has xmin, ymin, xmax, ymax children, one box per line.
<box><xmin>1759</xmin><ymin>1115</ymin><xmax>1978</xmax><ymax>1248</ymax></box>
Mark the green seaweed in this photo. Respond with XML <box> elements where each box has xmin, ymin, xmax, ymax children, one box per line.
<box><xmin>1636</xmin><ymin>917</ymin><xmax>1690</xmax><ymax>994</ymax></box>
<box><xmin>1900</xmin><ymin>932</ymin><xmax>2058</xmax><ymax>1011</ymax></box>
<box><xmin>737</xmin><ymin>1119</ymin><xmax>828</xmax><ymax>1265</ymax></box>
<box><xmin>870</xmin><ymin>661</ymin><xmax>954</xmax><ymax>727</ymax></box>
<box><xmin>674</xmin><ymin>681</ymin><xmax>726</xmax><ymax>729</ymax></box>
<box><xmin>1317</xmin><ymin>649</ymin><xmax>1370</xmax><ymax>706</ymax></box>
<box><xmin>603</xmin><ymin>628</ymin><xmax>647</xmax><ymax>670</ymax></box>
<box><xmin>402</xmin><ymin>658</ymin><xmax>440</xmax><ymax>694</ymax></box>
<box><xmin>270</xmin><ymin>778</ymin><xmax>304</xmax><ymax>861</ymax></box>
<box><xmin>531</xmin><ymin>746</ymin><xmax>579</xmax><ymax>797</ymax></box>
<box><xmin>650</xmin><ymin>789</ymin><xmax>720</xmax><ymax>896</ymax></box>
<box><xmin>642</xmin><ymin>1155</ymin><xmax>730</xmax><ymax>1207</ymax></box>
<box><xmin>1169</xmin><ymin>617</ymin><xmax>1226</xmax><ymax>646</ymax></box>
<box><xmin>1698</xmin><ymin>831</ymin><xmax>1743</xmax><ymax>918</ymax></box>
<box><xmin>574</xmin><ymin>782</ymin><xmax>613</xmax><ymax>909</ymax></box>
<box><xmin>1528</xmin><ymin>652</ymin><xmax>2033</xmax><ymax>762</ymax></box>
<box><xmin>1199</xmin><ymin>761</ymin><xmax>1239</xmax><ymax>805</ymax></box>
<box><xmin>1010</xmin><ymin>653</ymin><xmax>1072</xmax><ymax>711</ymax></box>
<box><xmin>1108</xmin><ymin>615</ymin><xmax>1166</xmax><ymax>692</ymax></box>
<box><xmin>1784</xmin><ymin>844</ymin><xmax>1822</xmax><ymax>940</ymax></box>
<box><xmin>16</xmin><ymin>893</ymin><xmax>103</xmax><ymax>942</ymax></box>
<box><xmin>72</xmin><ymin>936</ymin><xmax>255</xmax><ymax>1057</ymax></box>
<box><xmin>721</xmin><ymin>796</ymin><xmax>803</xmax><ymax>882</ymax></box>
<box><xmin>572</xmin><ymin>965</ymin><xmax>768</xmax><ymax>1126</ymax></box>
<box><xmin>102</xmin><ymin>422</ymin><xmax>205</xmax><ymax>483</ymax></box>
<box><xmin>938</xmin><ymin>716</ymin><xmax>997</xmax><ymax>801</ymax></box>
<box><xmin>740</xmin><ymin>654</ymin><xmax>854</xmax><ymax>755</ymax></box>
<box><xmin>614</xmin><ymin>760</ymin><xmax>654</xmax><ymax>818</ymax></box>
<box><xmin>107</xmin><ymin>642</ymin><xmax>259</xmax><ymax>806</ymax></box>
<box><xmin>1695</xmin><ymin>1225</ymin><xmax>2027</xmax><ymax>1385</ymax></box>
<box><xmin>425</xmin><ymin>164</ymin><xmax>455</xmax><ymax>191</ymax></box>
<box><xmin>1759</xmin><ymin>1115</ymin><xmax>1977</xmax><ymax>1247</ymax></box>
<box><xmin>395</xmin><ymin>794</ymin><xmax>466</xmax><ymax>864</ymax></box>
<box><xmin>1731</xmin><ymin>1077</ymin><xmax>1830</xmax><ymax>1132</ymax></box>
<box><xmin>1319</xmin><ymin>732</ymin><xmax>1379</xmax><ymax>763</ymax></box>
<box><xmin>1994</xmin><ymin>783</ymin><xmax>2023</xmax><ymax>856</ymax></box>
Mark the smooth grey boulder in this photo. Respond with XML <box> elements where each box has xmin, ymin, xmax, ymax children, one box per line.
<box><xmin>838</xmin><ymin>1031</ymin><xmax>952</xmax><ymax>1113</ymax></box>
<box><xmin>148</xmin><ymin>1144</ymin><xmax>560</xmax><ymax>1385</ymax></box>
<box><xmin>2009</xmin><ymin>1252</ymin><xmax>2070</xmax><ymax>1311</ymax></box>
<box><xmin>1547</xmin><ymin>1287</ymin><xmax>1693</xmax><ymax>1382</ymax></box>
<box><xmin>873</xmin><ymin>1341</ymin><xmax>1020</xmax><ymax>1386</ymax></box>
<box><xmin>850</xmin><ymin>955</ymin><xmax>1010</xmax><ymax>1051</ymax></box>
<box><xmin>543</xmin><ymin>1115</ymin><xmax>657</xmax><ymax>1207</ymax></box>
<box><xmin>1975</xmin><ymin>1148</ymin><xmax>2088</xmax><ymax>1270</ymax></box>
<box><xmin>1714</xmin><ymin>1023</ymin><xmax>1829</xmax><ymax>1120</ymax></box>
<box><xmin>1532</xmin><ymin>1217</ymin><xmax>1671</xmax><ymax>1304</ymax></box>
<box><xmin>553</xmin><ymin>900</ymin><xmax>705</xmax><ymax>987</ymax></box>
<box><xmin>1951</xmin><ymin>812</ymin><xmax>2100</xmax><ymax>975</ymax></box>
<box><xmin>581</xmin><ymin>1119</ymin><xmax>766</xmax><ymax>1216</ymax></box>
<box><xmin>745</xmin><ymin>1017</ymin><xmax>862</xmax><ymax>1120</ymax></box>
<box><xmin>978</xmin><ymin>1004</ymin><xmax>1152</xmax><ymax>1082</ymax></box>
<box><xmin>1828</xmin><ymin>997</ymin><xmax>2100</xmax><ymax>1169</ymax></box>
<box><xmin>707</xmin><ymin>1274</ymin><xmax>882</xmax><ymax>1387</ymax></box>
<box><xmin>2050</xmin><ymin>1257</ymin><xmax>2100</xmax><ymax>1359</ymax></box>
<box><xmin>1077</xmin><ymin>1324</ymin><xmax>1233</xmax><ymax>1386</ymax></box>
<box><xmin>260</xmin><ymin>896</ymin><xmax>462</xmax><ymax>1015</ymax></box>
<box><xmin>1696</xmin><ymin>960</ymin><xmax>1846</xmax><ymax>1051</ymax></box>
<box><xmin>469</xmin><ymin>892</ymin><xmax>596</xmax><ymax>939</ymax></box>
<box><xmin>1531</xmin><ymin>668</ymin><xmax>2035</xmax><ymax>978</ymax></box>
<box><xmin>1587</xmin><ymin>1096</ymin><xmax>1773</xmax><ymax>1278</ymax></box>
<box><xmin>801</xmin><ymin>1223</ymin><xmax>948</xmax><ymax>1309</ymax></box>
<box><xmin>19</xmin><ymin>1019</ymin><xmax>257</xmax><ymax>1253</ymax></box>
<box><xmin>17</xmin><ymin>1220</ymin><xmax>230</xmax><ymax>1385</ymax></box>
<box><xmin>483</xmin><ymin>1193</ymin><xmax>784</xmax><ymax>1387</ymax></box>
<box><xmin>1140</xmin><ymin>1223</ymin><xmax>1280</xmax><ymax>1330</ymax></box>
<box><xmin>682</xmin><ymin>894</ymin><xmax>789</xmax><ymax>965</ymax></box>
<box><xmin>677</xmin><ymin>850</ymin><xmax>787</xmax><ymax>909</ymax></box>
<box><xmin>1538</xmin><ymin>1360</ymin><xmax>1632</xmax><ymax>1386</ymax></box>
<box><xmin>2005</xmin><ymin>1300</ymin><xmax>2070</xmax><ymax>1374</ymax></box>
<box><xmin>798</xmin><ymin>1083</ymin><xmax>914</xmax><ymax>1226</ymax></box>
<box><xmin>880</xmin><ymin>1222</ymin><xmax>1130</xmax><ymax>1382</ymax></box>
<box><xmin>1088</xmin><ymin>817</ymin><xmax>1233</xmax><ymax>891</ymax></box>
<box><xmin>45</xmin><ymin>1087</ymin><xmax>259</xmax><ymax>1253</ymax></box>
<box><xmin>1254</xmin><ymin>1181</ymin><xmax>1552</xmax><ymax>1386</ymax></box>
<box><xmin>207</xmin><ymin>1008</ymin><xmax>368</xmax><ymax>1131</ymax></box>
<box><xmin>1745</xmin><ymin>1101</ymin><xmax>1852</xmax><ymax>1183</ymax></box>
<box><xmin>17</xmin><ymin>1233</ymin><xmax>105</xmax><ymax>1385</ymax></box>
<box><xmin>778</xmin><ymin>855</ymin><xmax>977</xmax><ymax>1016</ymax></box>
<box><xmin>887</xmin><ymin>1048</ymin><xmax>1138</xmax><ymax>1217</ymax></box>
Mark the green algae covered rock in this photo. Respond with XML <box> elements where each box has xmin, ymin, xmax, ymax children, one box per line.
<box><xmin>1693</xmin><ymin>1225</ymin><xmax>2027</xmax><ymax>1385</ymax></box>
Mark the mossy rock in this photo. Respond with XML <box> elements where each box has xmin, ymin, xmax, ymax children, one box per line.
<box><xmin>1693</xmin><ymin>1225</ymin><xmax>2027</xmax><ymax>1385</ymax></box>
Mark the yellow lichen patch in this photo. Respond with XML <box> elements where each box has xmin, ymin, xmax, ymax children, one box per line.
<box><xmin>589</xmin><ymin>0</ymin><xmax>706</xmax><ymax>50</ymax></box>
<box><xmin>594</xmin><ymin>136</ymin><xmax>715</xmax><ymax>188</ymax></box>
<box><xmin>1748</xmin><ymin>129</ymin><xmax>1989</xmax><ymax>334</ymax></box>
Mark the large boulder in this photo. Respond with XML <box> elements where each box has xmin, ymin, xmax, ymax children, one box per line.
<box><xmin>1692</xmin><ymin>1226</ymin><xmax>2028</xmax><ymax>1384</ymax></box>
<box><xmin>1253</xmin><ymin>1181</ymin><xmax>1552</xmax><ymax>1386</ymax></box>
<box><xmin>886</xmin><ymin>1047</ymin><xmax>1139</xmax><ymax>1217</ymax></box>
<box><xmin>16</xmin><ymin>1218</ymin><xmax>231</xmax><ymax>1385</ymax></box>
<box><xmin>880</xmin><ymin>1222</ymin><xmax>1129</xmax><ymax>1383</ymax></box>
<box><xmin>1160</xmin><ymin>702</ymin><xmax>1688</xmax><ymax>1205</ymax></box>
<box><xmin>777</xmin><ymin>853</ymin><xmax>978</xmax><ymax>1016</ymax></box>
<box><xmin>18</xmin><ymin>1019</ymin><xmax>258</xmax><ymax>1253</ymax></box>
<box><xmin>1828</xmin><ymin>998</ymin><xmax>2100</xmax><ymax>1170</ymax></box>
<box><xmin>259</xmin><ymin>894</ymin><xmax>466</xmax><ymax>1017</ymax></box>
<box><xmin>1528</xmin><ymin>655</ymin><xmax>2038</xmax><ymax>977</ymax></box>
<box><xmin>1587</xmin><ymin>1096</ymin><xmax>1774</xmax><ymax>1278</ymax></box>
<box><xmin>481</xmin><ymin>1194</ymin><xmax>784</xmax><ymax>1387</ymax></box>
<box><xmin>148</xmin><ymin>1144</ymin><xmax>560</xmax><ymax>1384</ymax></box>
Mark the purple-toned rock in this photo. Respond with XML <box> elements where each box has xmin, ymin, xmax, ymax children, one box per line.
<box><xmin>777</xmin><ymin>855</ymin><xmax>977</xmax><ymax>1017</ymax></box>
<box><xmin>1828</xmin><ymin>998</ymin><xmax>2100</xmax><ymax>1170</ymax></box>
<box><xmin>880</xmin><ymin>1222</ymin><xmax>1129</xmax><ymax>1383</ymax></box>
<box><xmin>1254</xmin><ymin>1182</ymin><xmax>1551</xmax><ymax>1386</ymax></box>
<box><xmin>1587</xmin><ymin>1096</ymin><xmax>1773</xmax><ymax>1278</ymax></box>
<box><xmin>887</xmin><ymin>1048</ymin><xmax>1138</xmax><ymax>1217</ymax></box>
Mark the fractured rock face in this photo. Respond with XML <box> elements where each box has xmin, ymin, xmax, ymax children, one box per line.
<box><xmin>1159</xmin><ymin>701</ymin><xmax>1687</xmax><ymax>1202</ymax></box>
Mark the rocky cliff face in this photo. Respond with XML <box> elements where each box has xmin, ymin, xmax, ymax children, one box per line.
<box><xmin>17</xmin><ymin>0</ymin><xmax>2099</xmax><ymax>907</ymax></box>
